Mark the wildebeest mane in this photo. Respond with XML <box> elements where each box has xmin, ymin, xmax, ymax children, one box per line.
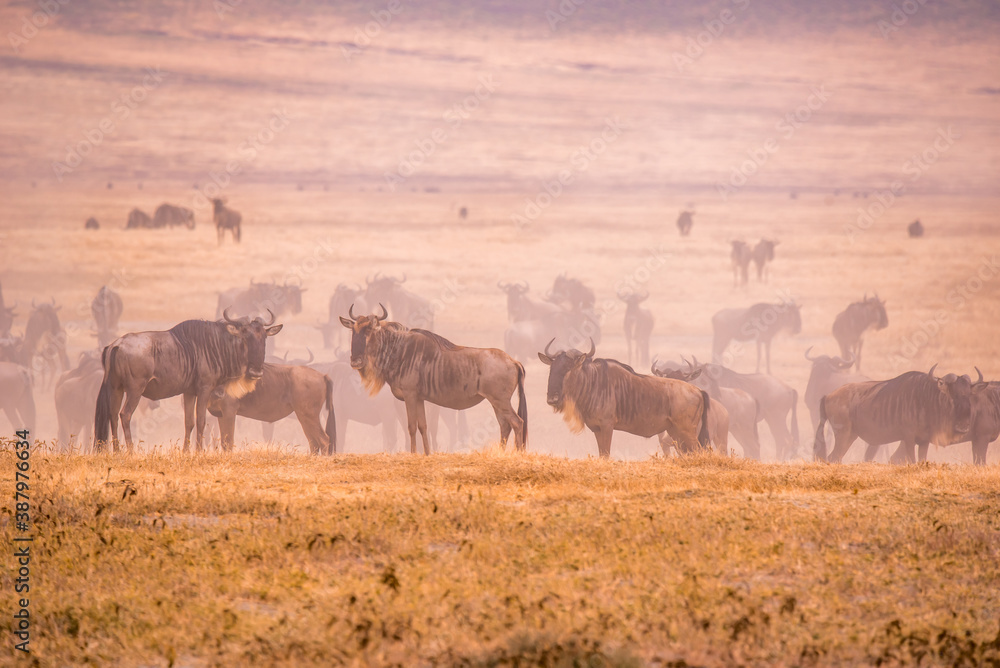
<box><xmin>411</xmin><ymin>329</ymin><xmax>462</xmax><ymax>351</ymax></box>
<box><xmin>169</xmin><ymin>319</ymin><xmax>248</xmax><ymax>381</ymax></box>
<box><xmin>856</xmin><ymin>371</ymin><xmax>945</xmax><ymax>425</ymax></box>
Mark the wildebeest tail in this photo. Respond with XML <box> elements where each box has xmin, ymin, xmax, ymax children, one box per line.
<box><xmin>516</xmin><ymin>361</ymin><xmax>528</xmax><ymax>450</ymax></box>
<box><xmin>94</xmin><ymin>345</ymin><xmax>117</xmax><ymax>449</ymax></box>
<box><xmin>790</xmin><ymin>388</ymin><xmax>800</xmax><ymax>448</ymax></box>
<box><xmin>698</xmin><ymin>390</ymin><xmax>711</xmax><ymax>449</ymax></box>
<box><xmin>324</xmin><ymin>375</ymin><xmax>337</xmax><ymax>455</ymax></box>
<box><xmin>813</xmin><ymin>395</ymin><xmax>828</xmax><ymax>461</ymax></box>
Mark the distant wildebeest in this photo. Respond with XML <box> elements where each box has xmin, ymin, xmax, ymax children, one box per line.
<box><xmin>207</xmin><ymin>362</ymin><xmax>336</xmax><ymax>454</ymax></box>
<box><xmin>318</xmin><ymin>284</ymin><xmax>367</xmax><ymax>348</ymax></box>
<box><xmin>92</xmin><ymin>285</ymin><xmax>124</xmax><ymax>349</ymax></box>
<box><xmin>653</xmin><ymin>359</ymin><xmax>761</xmax><ymax>459</ymax></box>
<box><xmin>676</xmin><ymin>210</ymin><xmax>694</xmax><ymax>236</ymax></box>
<box><xmin>693</xmin><ymin>359</ymin><xmax>798</xmax><ymax>460</ymax></box>
<box><xmin>751</xmin><ymin>239</ymin><xmax>779</xmax><ymax>282</ymax></box>
<box><xmin>832</xmin><ymin>294</ymin><xmax>888</xmax><ymax>372</ymax></box>
<box><xmin>0</xmin><ymin>361</ymin><xmax>34</xmax><ymax>437</ymax></box>
<box><xmin>730</xmin><ymin>241</ymin><xmax>752</xmax><ymax>287</ymax></box>
<box><xmin>84</xmin><ymin>217</ymin><xmax>100</xmax><ymax>230</ymax></box>
<box><xmin>0</xmin><ymin>336</ymin><xmax>20</xmax><ymax>363</ymax></box>
<box><xmin>94</xmin><ymin>310</ymin><xmax>282</xmax><ymax>452</ymax></box>
<box><xmin>459</xmin><ymin>206</ymin><xmax>468</xmax><ymax>219</ymax></box>
<box><xmin>216</xmin><ymin>280</ymin><xmax>305</xmax><ymax>320</ymax></box>
<box><xmin>0</xmin><ymin>280</ymin><xmax>16</xmax><ymax>336</ymax></box>
<box><xmin>153</xmin><ymin>203</ymin><xmax>196</xmax><ymax>229</ymax></box>
<box><xmin>497</xmin><ymin>281</ymin><xmax>562</xmax><ymax>323</ymax></box>
<box><xmin>126</xmin><ymin>208</ymin><xmax>153</xmax><ymax>229</ymax></box>
<box><xmin>364</xmin><ymin>274</ymin><xmax>433</xmax><ymax>330</ymax></box>
<box><xmin>711</xmin><ymin>301</ymin><xmax>802</xmax><ymax>374</ymax></box>
<box><xmin>212</xmin><ymin>198</ymin><xmax>241</xmax><ymax>244</ymax></box>
<box><xmin>23</xmin><ymin>299</ymin><xmax>71</xmax><ymax>386</ymax></box>
<box><xmin>618</xmin><ymin>290</ymin><xmax>654</xmax><ymax>368</ymax></box>
<box><xmin>815</xmin><ymin>366</ymin><xmax>987</xmax><ymax>464</ymax></box>
<box><xmin>547</xmin><ymin>274</ymin><xmax>596</xmax><ymax>311</ymax></box>
<box><xmin>803</xmin><ymin>347</ymin><xmax>870</xmax><ymax>433</ymax></box>
<box><xmin>340</xmin><ymin>306</ymin><xmax>526</xmax><ymax>454</ymax></box>
<box><xmin>538</xmin><ymin>339</ymin><xmax>709</xmax><ymax>458</ymax></box>
<box><xmin>908</xmin><ymin>219</ymin><xmax>924</xmax><ymax>238</ymax></box>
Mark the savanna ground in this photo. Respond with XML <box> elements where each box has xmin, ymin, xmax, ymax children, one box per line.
<box><xmin>0</xmin><ymin>1</ymin><xmax>999</xmax><ymax>665</ymax></box>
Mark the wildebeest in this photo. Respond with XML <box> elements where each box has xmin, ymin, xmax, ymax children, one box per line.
<box><xmin>92</xmin><ymin>285</ymin><xmax>124</xmax><ymax>349</ymax></box>
<box><xmin>364</xmin><ymin>274</ymin><xmax>433</xmax><ymax>330</ymax></box>
<box><xmin>216</xmin><ymin>280</ymin><xmax>305</xmax><ymax>320</ymax></box>
<box><xmin>0</xmin><ymin>361</ymin><xmax>34</xmax><ymax>437</ymax></box>
<box><xmin>676</xmin><ymin>210</ymin><xmax>694</xmax><ymax>236</ymax></box>
<box><xmin>212</xmin><ymin>198</ymin><xmax>242</xmax><ymax>244</ymax></box>
<box><xmin>497</xmin><ymin>281</ymin><xmax>562</xmax><ymax>323</ymax></box>
<box><xmin>85</xmin><ymin>217</ymin><xmax>100</xmax><ymax>230</ymax></box>
<box><xmin>656</xmin><ymin>375</ymin><xmax>728</xmax><ymax>455</ymax></box>
<box><xmin>318</xmin><ymin>284</ymin><xmax>367</xmax><ymax>348</ymax></box>
<box><xmin>711</xmin><ymin>301</ymin><xmax>801</xmax><ymax>374</ymax></box>
<box><xmin>340</xmin><ymin>306</ymin><xmax>526</xmax><ymax>454</ymax></box>
<box><xmin>126</xmin><ymin>208</ymin><xmax>153</xmax><ymax>229</ymax></box>
<box><xmin>730</xmin><ymin>241</ymin><xmax>752</xmax><ymax>287</ymax></box>
<box><xmin>538</xmin><ymin>340</ymin><xmax>709</xmax><ymax>458</ymax></box>
<box><xmin>908</xmin><ymin>219</ymin><xmax>924</xmax><ymax>238</ymax></box>
<box><xmin>814</xmin><ymin>365</ymin><xmax>987</xmax><ymax>464</ymax></box>
<box><xmin>618</xmin><ymin>290</ymin><xmax>653</xmax><ymax>368</ymax></box>
<box><xmin>0</xmin><ymin>280</ymin><xmax>16</xmax><ymax>336</ymax></box>
<box><xmin>803</xmin><ymin>347</ymin><xmax>869</xmax><ymax>432</ymax></box>
<box><xmin>692</xmin><ymin>359</ymin><xmax>798</xmax><ymax>460</ymax></box>
<box><xmin>94</xmin><ymin>310</ymin><xmax>282</xmax><ymax>452</ymax></box>
<box><xmin>153</xmin><ymin>203</ymin><xmax>196</xmax><ymax>229</ymax></box>
<box><xmin>207</xmin><ymin>362</ymin><xmax>336</xmax><ymax>454</ymax></box>
<box><xmin>547</xmin><ymin>274</ymin><xmax>595</xmax><ymax>310</ymax></box>
<box><xmin>751</xmin><ymin>239</ymin><xmax>779</xmax><ymax>282</ymax></box>
<box><xmin>832</xmin><ymin>294</ymin><xmax>888</xmax><ymax>372</ymax></box>
<box><xmin>933</xmin><ymin>370</ymin><xmax>1000</xmax><ymax>465</ymax></box>
<box><xmin>23</xmin><ymin>299</ymin><xmax>71</xmax><ymax>386</ymax></box>
<box><xmin>652</xmin><ymin>359</ymin><xmax>760</xmax><ymax>459</ymax></box>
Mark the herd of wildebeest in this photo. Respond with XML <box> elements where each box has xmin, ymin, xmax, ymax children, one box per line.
<box><xmin>0</xmin><ymin>209</ymin><xmax>995</xmax><ymax>465</ymax></box>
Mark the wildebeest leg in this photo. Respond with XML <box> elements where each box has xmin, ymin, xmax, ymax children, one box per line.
<box><xmin>592</xmin><ymin>425</ymin><xmax>613</xmax><ymax>458</ymax></box>
<box><xmin>916</xmin><ymin>440</ymin><xmax>929</xmax><ymax>462</ymax></box>
<box><xmin>826</xmin><ymin>425</ymin><xmax>858</xmax><ymax>464</ymax></box>
<box><xmin>863</xmin><ymin>442</ymin><xmax>881</xmax><ymax>462</ymax></box>
<box><xmin>218</xmin><ymin>412</ymin><xmax>236</xmax><ymax>452</ymax></box>
<box><xmin>119</xmin><ymin>390</ymin><xmax>144</xmax><ymax>453</ymax></box>
<box><xmin>487</xmin><ymin>396</ymin><xmax>523</xmax><ymax>451</ymax></box>
<box><xmin>425</xmin><ymin>403</ymin><xmax>441</xmax><ymax>453</ymax></box>
<box><xmin>261</xmin><ymin>421</ymin><xmax>275</xmax><ymax>442</ymax></box>
<box><xmin>194</xmin><ymin>391</ymin><xmax>212</xmax><ymax>452</ymax></box>
<box><xmin>656</xmin><ymin>432</ymin><xmax>672</xmax><ymax>457</ymax></box>
<box><xmin>971</xmin><ymin>438</ymin><xmax>988</xmax><ymax>466</ymax></box>
<box><xmin>415</xmin><ymin>400</ymin><xmax>432</xmax><ymax>455</ymax></box>
<box><xmin>403</xmin><ymin>397</ymin><xmax>420</xmax><ymax>454</ymax></box>
<box><xmin>889</xmin><ymin>440</ymin><xmax>915</xmax><ymax>464</ymax></box>
<box><xmin>182</xmin><ymin>393</ymin><xmax>196</xmax><ymax>452</ymax></box>
<box><xmin>294</xmin><ymin>408</ymin><xmax>329</xmax><ymax>455</ymax></box>
<box><xmin>104</xmin><ymin>386</ymin><xmax>125</xmax><ymax>452</ymax></box>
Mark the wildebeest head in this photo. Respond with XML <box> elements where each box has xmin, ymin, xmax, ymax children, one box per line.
<box><xmin>211</xmin><ymin>198</ymin><xmax>227</xmax><ymax>215</ymax></box>
<box><xmin>804</xmin><ymin>346</ymin><xmax>854</xmax><ymax>373</ymax></box>
<box><xmin>548</xmin><ymin>275</ymin><xmax>595</xmax><ymax>310</ymax></box>
<box><xmin>222</xmin><ymin>308</ymin><xmax>283</xmax><ymax>381</ymax></box>
<box><xmin>650</xmin><ymin>359</ymin><xmax>701</xmax><ymax>383</ymax></box>
<box><xmin>617</xmin><ymin>289</ymin><xmax>649</xmax><ymax>306</ymax></box>
<box><xmin>364</xmin><ymin>273</ymin><xmax>404</xmax><ymax>306</ymax></box>
<box><xmin>757</xmin><ymin>238</ymin><xmax>779</xmax><ymax>260</ymax></box>
<box><xmin>864</xmin><ymin>293</ymin><xmax>889</xmax><ymax>330</ymax></box>
<box><xmin>497</xmin><ymin>280</ymin><xmax>529</xmax><ymax>297</ymax></box>
<box><xmin>537</xmin><ymin>337</ymin><xmax>595</xmax><ymax>409</ymax></box>
<box><xmin>930</xmin><ymin>364</ymin><xmax>988</xmax><ymax>435</ymax></box>
<box><xmin>339</xmin><ymin>303</ymin><xmax>389</xmax><ymax>370</ymax></box>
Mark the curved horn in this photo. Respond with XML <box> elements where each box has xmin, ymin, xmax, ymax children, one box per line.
<box><xmin>837</xmin><ymin>352</ymin><xmax>855</xmax><ymax>368</ymax></box>
<box><xmin>306</xmin><ymin>348</ymin><xmax>314</xmax><ymax>364</ymax></box>
<box><xmin>928</xmin><ymin>363</ymin><xmax>938</xmax><ymax>378</ymax></box>
<box><xmin>377</xmin><ymin>303</ymin><xmax>388</xmax><ymax>321</ymax></box>
<box><xmin>975</xmin><ymin>367</ymin><xmax>984</xmax><ymax>384</ymax></box>
<box><xmin>543</xmin><ymin>338</ymin><xmax>556</xmax><ymax>357</ymax></box>
<box><xmin>282</xmin><ymin>350</ymin><xmax>289</xmax><ymax>361</ymax></box>
<box><xmin>223</xmin><ymin>307</ymin><xmax>238</xmax><ymax>324</ymax></box>
<box><xmin>348</xmin><ymin>303</ymin><xmax>357</xmax><ymax>320</ymax></box>
<box><xmin>585</xmin><ymin>338</ymin><xmax>596</xmax><ymax>358</ymax></box>
<box><xmin>518</xmin><ymin>281</ymin><xmax>529</xmax><ymax>291</ymax></box>
<box><xmin>804</xmin><ymin>346</ymin><xmax>819</xmax><ymax>362</ymax></box>
<box><xmin>497</xmin><ymin>280</ymin><xmax>508</xmax><ymax>290</ymax></box>
<box><xmin>262</xmin><ymin>309</ymin><xmax>276</xmax><ymax>326</ymax></box>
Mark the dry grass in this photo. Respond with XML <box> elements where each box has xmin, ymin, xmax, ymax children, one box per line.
<box><xmin>2</xmin><ymin>445</ymin><xmax>999</xmax><ymax>666</ymax></box>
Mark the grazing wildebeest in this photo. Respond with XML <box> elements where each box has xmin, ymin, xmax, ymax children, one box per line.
<box><xmin>126</xmin><ymin>208</ymin><xmax>153</xmax><ymax>229</ymax></box>
<box><xmin>92</xmin><ymin>285</ymin><xmax>124</xmax><ymax>349</ymax></box>
<box><xmin>676</xmin><ymin>210</ymin><xmax>694</xmax><ymax>236</ymax></box>
<box><xmin>153</xmin><ymin>203</ymin><xmax>196</xmax><ymax>229</ymax></box>
<box><xmin>803</xmin><ymin>347</ymin><xmax>870</xmax><ymax>432</ymax></box>
<box><xmin>547</xmin><ymin>274</ymin><xmax>596</xmax><ymax>311</ymax></box>
<box><xmin>814</xmin><ymin>365</ymin><xmax>987</xmax><ymax>464</ymax></box>
<box><xmin>94</xmin><ymin>310</ymin><xmax>282</xmax><ymax>452</ymax></box>
<box><xmin>712</xmin><ymin>301</ymin><xmax>801</xmax><ymax>374</ymax></box>
<box><xmin>318</xmin><ymin>284</ymin><xmax>366</xmax><ymax>348</ymax></box>
<box><xmin>216</xmin><ymin>280</ymin><xmax>305</xmax><ymax>320</ymax></box>
<box><xmin>693</xmin><ymin>359</ymin><xmax>798</xmax><ymax>460</ymax></box>
<box><xmin>0</xmin><ymin>280</ymin><xmax>16</xmax><ymax>336</ymax></box>
<box><xmin>0</xmin><ymin>362</ymin><xmax>34</xmax><ymax>437</ymax></box>
<box><xmin>364</xmin><ymin>274</ymin><xmax>434</xmax><ymax>330</ymax></box>
<box><xmin>832</xmin><ymin>294</ymin><xmax>888</xmax><ymax>372</ymax></box>
<box><xmin>730</xmin><ymin>241</ymin><xmax>752</xmax><ymax>287</ymax></box>
<box><xmin>908</xmin><ymin>219</ymin><xmax>924</xmax><ymax>238</ymax></box>
<box><xmin>652</xmin><ymin>359</ymin><xmax>760</xmax><ymax>459</ymax></box>
<box><xmin>85</xmin><ymin>217</ymin><xmax>100</xmax><ymax>230</ymax></box>
<box><xmin>207</xmin><ymin>362</ymin><xmax>336</xmax><ymax>454</ymax></box>
<box><xmin>618</xmin><ymin>290</ymin><xmax>654</xmax><ymax>368</ymax></box>
<box><xmin>212</xmin><ymin>198</ymin><xmax>242</xmax><ymax>244</ymax></box>
<box><xmin>23</xmin><ymin>300</ymin><xmax>70</xmax><ymax>386</ymax></box>
<box><xmin>751</xmin><ymin>239</ymin><xmax>779</xmax><ymax>282</ymax></box>
<box><xmin>538</xmin><ymin>340</ymin><xmax>709</xmax><ymax>458</ymax></box>
<box><xmin>497</xmin><ymin>281</ymin><xmax>562</xmax><ymax>323</ymax></box>
<box><xmin>340</xmin><ymin>306</ymin><xmax>526</xmax><ymax>454</ymax></box>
